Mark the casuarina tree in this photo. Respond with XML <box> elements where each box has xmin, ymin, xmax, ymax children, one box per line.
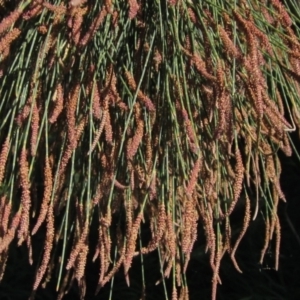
<box><xmin>0</xmin><ymin>0</ymin><xmax>300</xmax><ymax>299</ymax></box>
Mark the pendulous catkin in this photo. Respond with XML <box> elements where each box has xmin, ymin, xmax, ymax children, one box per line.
<box><xmin>17</xmin><ymin>148</ymin><xmax>31</xmax><ymax>246</ymax></box>
<box><xmin>0</xmin><ymin>136</ymin><xmax>10</xmax><ymax>186</ymax></box>
<box><xmin>0</xmin><ymin>8</ymin><xmax>22</xmax><ymax>36</ymax></box>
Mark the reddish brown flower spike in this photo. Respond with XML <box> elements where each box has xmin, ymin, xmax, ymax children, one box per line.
<box><xmin>0</xmin><ymin>8</ymin><xmax>22</xmax><ymax>35</ymax></box>
<box><xmin>128</xmin><ymin>0</ymin><xmax>139</xmax><ymax>19</ymax></box>
<box><xmin>186</xmin><ymin>157</ymin><xmax>202</xmax><ymax>196</ymax></box>
<box><xmin>32</xmin><ymin>156</ymin><xmax>53</xmax><ymax>235</ymax></box>
<box><xmin>49</xmin><ymin>83</ymin><xmax>64</xmax><ymax>123</ymax></box>
<box><xmin>0</xmin><ymin>28</ymin><xmax>21</xmax><ymax>54</ymax></box>
<box><xmin>271</xmin><ymin>0</ymin><xmax>292</xmax><ymax>27</ymax></box>
<box><xmin>33</xmin><ymin>204</ymin><xmax>54</xmax><ymax>290</ymax></box>
<box><xmin>0</xmin><ymin>136</ymin><xmax>10</xmax><ymax>186</ymax></box>
<box><xmin>30</xmin><ymin>101</ymin><xmax>40</xmax><ymax>157</ymax></box>
<box><xmin>18</xmin><ymin>148</ymin><xmax>31</xmax><ymax>245</ymax></box>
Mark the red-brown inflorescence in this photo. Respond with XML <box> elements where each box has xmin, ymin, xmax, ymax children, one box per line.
<box><xmin>32</xmin><ymin>156</ymin><xmax>53</xmax><ymax>235</ymax></box>
<box><xmin>79</xmin><ymin>7</ymin><xmax>107</xmax><ymax>47</ymax></box>
<box><xmin>124</xmin><ymin>211</ymin><xmax>143</xmax><ymax>279</ymax></box>
<box><xmin>230</xmin><ymin>193</ymin><xmax>251</xmax><ymax>273</ymax></box>
<box><xmin>0</xmin><ymin>136</ymin><xmax>10</xmax><ymax>186</ymax></box>
<box><xmin>70</xmin><ymin>7</ymin><xmax>87</xmax><ymax>45</ymax></box>
<box><xmin>124</xmin><ymin>70</ymin><xmax>155</xmax><ymax>111</ymax></box>
<box><xmin>104</xmin><ymin>109</ymin><xmax>113</xmax><ymax>144</ymax></box>
<box><xmin>23</xmin><ymin>1</ymin><xmax>43</xmax><ymax>20</ymax></box>
<box><xmin>43</xmin><ymin>2</ymin><xmax>67</xmax><ymax>15</ymax></box>
<box><xmin>218</xmin><ymin>24</ymin><xmax>241</xmax><ymax>59</ymax></box>
<box><xmin>128</xmin><ymin>0</ymin><xmax>140</xmax><ymax>19</ymax></box>
<box><xmin>0</xmin><ymin>210</ymin><xmax>21</xmax><ymax>254</ymax></box>
<box><xmin>18</xmin><ymin>148</ymin><xmax>31</xmax><ymax>246</ymax></box>
<box><xmin>186</xmin><ymin>157</ymin><xmax>202</xmax><ymax>196</ymax></box>
<box><xmin>0</xmin><ymin>28</ymin><xmax>21</xmax><ymax>54</ymax></box>
<box><xmin>271</xmin><ymin>0</ymin><xmax>292</xmax><ymax>27</ymax></box>
<box><xmin>49</xmin><ymin>83</ymin><xmax>64</xmax><ymax>124</ymax></box>
<box><xmin>0</xmin><ymin>196</ymin><xmax>10</xmax><ymax>235</ymax></box>
<box><xmin>0</xmin><ymin>8</ymin><xmax>22</xmax><ymax>35</ymax></box>
<box><xmin>66</xmin><ymin>219</ymin><xmax>89</xmax><ymax>270</ymax></box>
<box><xmin>127</xmin><ymin>103</ymin><xmax>144</xmax><ymax>160</ymax></box>
<box><xmin>33</xmin><ymin>203</ymin><xmax>54</xmax><ymax>290</ymax></box>
<box><xmin>231</xmin><ymin>147</ymin><xmax>244</xmax><ymax>213</ymax></box>
<box><xmin>69</xmin><ymin>0</ymin><xmax>87</xmax><ymax>7</ymax></box>
<box><xmin>92</xmin><ymin>83</ymin><xmax>102</xmax><ymax>120</ymax></box>
<box><xmin>30</xmin><ymin>101</ymin><xmax>40</xmax><ymax>157</ymax></box>
<box><xmin>88</xmin><ymin>105</ymin><xmax>108</xmax><ymax>155</ymax></box>
<box><xmin>66</xmin><ymin>83</ymin><xmax>80</xmax><ymax>146</ymax></box>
